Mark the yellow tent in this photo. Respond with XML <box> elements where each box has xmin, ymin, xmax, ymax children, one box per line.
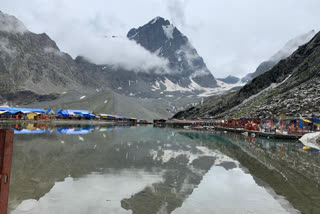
<box><xmin>27</xmin><ymin>112</ymin><xmax>38</xmax><ymax>120</ymax></box>
<box><xmin>300</xmin><ymin>118</ymin><xmax>312</xmax><ymax>123</ymax></box>
<box><xmin>0</xmin><ymin>110</ymin><xmax>8</xmax><ymax>114</ymax></box>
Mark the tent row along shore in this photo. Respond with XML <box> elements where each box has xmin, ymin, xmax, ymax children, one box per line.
<box><xmin>0</xmin><ymin>106</ymin><xmax>148</xmax><ymax>124</ymax></box>
<box><xmin>183</xmin><ymin>117</ymin><xmax>320</xmax><ymax>136</ymax></box>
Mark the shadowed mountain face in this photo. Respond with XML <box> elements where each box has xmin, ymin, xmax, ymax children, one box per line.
<box><xmin>0</xmin><ymin>11</ymin><xmax>94</xmax><ymax>105</ymax></box>
<box><xmin>127</xmin><ymin>17</ymin><xmax>217</xmax><ymax>89</ymax></box>
<box><xmin>0</xmin><ymin>12</ymin><xmax>219</xmax><ymax>108</ymax></box>
<box><xmin>174</xmin><ymin>31</ymin><xmax>320</xmax><ymax>119</ymax></box>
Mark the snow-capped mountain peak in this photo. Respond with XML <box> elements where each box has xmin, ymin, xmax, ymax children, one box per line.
<box><xmin>127</xmin><ymin>16</ymin><xmax>217</xmax><ymax>90</ymax></box>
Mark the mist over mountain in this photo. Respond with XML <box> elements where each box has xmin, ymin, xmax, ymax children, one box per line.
<box><xmin>242</xmin><ymin>30</ymin><xmax>316</xmax><ymax>83</ymax></box>
<box><xmin>174</xmin><ymin>31</ymin><xmax>320</xmax><ymax>119</ymax></box>
<box><xmin>2</xmin><ymin>9</ymin><xmax>318</xmax><ymax>121</ymax></box>
<box><xmin>0</xmin><ymin>11</ymin><xmax>222</xmax><ymax>119</ymax></box>
<box><xmin>127</xmin><ymin>17</ymin><xmax>217</xmax><ymax>88</ymax></box>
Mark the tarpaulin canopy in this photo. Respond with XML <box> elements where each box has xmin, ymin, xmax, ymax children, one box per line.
<box><xmin>0</xmin><ymin>106</ymin><xmax>10</xmax><ymax>111</ymax></box>
<box><xmin>3</xmin><ymin>109</ymin><xmax>22</xmax><ymax>115</ymax></box>
<box><xmin>56</xmin><ymin>109</ymin><xmax>69</xmax><ymax>117</ymax></box>
<box><xmin>9</xmin><ymin>107</ymin><xmax>45</xmax><ymax>114</ymax></box>
<box><xmin>0</xmin><ymin>107</ymin><xmax>45</xmax><ymax>114</ymax></box>
<box><xmin>300</xmin><ymin>118</ymin><xmax>312</xmax><ymax>123</ymax></box>
<box><xmin>311</xmin><ymin>117</ymin><xmax>320</xmax><ymax>124</ymax></box>
<box><xmin>56</xmin><ymin>109</ymin><xmax>94</xmax><ymax>118</ymax></box>
<box><xmin>46</xmin><ymin>108</ymin><xmax>56</xmax><ymax>114</ymax></box>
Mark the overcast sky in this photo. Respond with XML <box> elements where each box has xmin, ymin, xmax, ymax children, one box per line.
<box><xmin>2</xmin><ymin>0</ymin><xmax>320</xmax><ymax>78</ymax></box>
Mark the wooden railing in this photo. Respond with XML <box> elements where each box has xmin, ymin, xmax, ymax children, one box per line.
<box><xmin>0</xmin><ymin>129</ymin><xmax>14</xmax><ymax>214</ymax></box>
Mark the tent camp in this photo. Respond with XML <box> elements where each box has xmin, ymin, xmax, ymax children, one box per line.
<box><xmin>56</xmin><ymin>109</ymin><xmax>95</xmax><ymax>119</ymax></box>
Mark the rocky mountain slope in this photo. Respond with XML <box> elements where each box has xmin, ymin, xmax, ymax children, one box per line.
<box><xmin>0</xmin><ymin>11</ymin><xmax>221</xmax><ymax>119</ymax></box>
<box><xmin>241</xmin><ymin>30</ymin><xmax>316</xmax><ymax>83</ymax></box>
<box><xmin>0</xmin><ymin>11</ymin><xmax>97</xmax><ymax>105</ymax></box>
<box><xmin>174</xmin><ymin>31</ymin><xmax>320</xmax><ymax>119</ymax></box>
<box><xmin>217</xmin><ymin>75</ymin><xmax>240</xmax><ymax>84</ymax></box>
<box><xmin>75</xmin><ymin>17</ymin><xmax>221</xmax><ymax>99</ymax></box>
<box><xmin>128</xmin><ymin>17</ymin><xmax>217</xmax><ymax>88</ymax></box>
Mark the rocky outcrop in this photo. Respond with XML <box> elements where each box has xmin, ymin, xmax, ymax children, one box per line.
<box><xmin>0</xmin><ymin>12</ymin><xmax>220</xmax><ymax>107</ymax></box>
<box><xmin>127</xmin><ymin>16</ymin><xmax>217</xmax><ymax>89</ymax></box>
<box><xmin>174</xmin><ymin>31</ymin><xmax>320</xmax><ymax>119</ymax></box>
<box><xmin>0</xmin><ymin>11</ymin><xmax>97</xmax><ymax>105</ymax></box>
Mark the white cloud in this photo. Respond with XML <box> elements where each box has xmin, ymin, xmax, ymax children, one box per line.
<box><xmin>72</xmin><ymin>36</ymin><xmax>170</xmax><ymax>73</ymax></box>
<box><xmin>43</xmin><ymin>47</ymin><xmax>64</xmax><ymax>57</ymax></box>
<box><xmin>0</xmin><ymin>38</ymin><xmax>16</xmax><ymax>58</ymax></box>
<box><xmin>1</xmin><ymin>0</ymin><xmax>320</xmax><ymax>78</ymax></box>
<box><xmin>166</xmin><ymin>0</ymin><xmax>188</xmax><ymax>27</ymax></box>
<box><xmin>0</xmin><ymin>10</ymin><xmax>27</xmax><ymax>34</ymax></box>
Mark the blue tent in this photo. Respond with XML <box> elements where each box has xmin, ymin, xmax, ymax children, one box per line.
<box><xmin>46</xmin><ymin>108</ymin><xmax>56</xmax><ymax>114</ymax></box>
<box><xmin>0</xmin><ymin>106</ymin><xmax>45</xmax><ymax>114</ymax></box>
<box><xmin>311</xmin><ymin>117</ymin><xmax>320</xmax><ymax>124</ymax></box>
<box><xmin>3</xmin><ymin>109</ymin><xmax>22</xmax><ymax>115</ymax></box>
<box><xmin>0</xmin><ymin>106</ymin><xmax>10</xmax><ymax>111</ymax></box>
<box><xmin>9</xmin><ymin>107</ymin><xmax>45</xmax><ymax>114</ymax></box>
<box><xmin>56</xmin><ymin>109</ymin><xmax>95</xmax><ymax>119</ymax></box>
<box><xmin>56</xmin><ymin>109</ymin><xmax>69</xmax><ymax>117</ymax></box>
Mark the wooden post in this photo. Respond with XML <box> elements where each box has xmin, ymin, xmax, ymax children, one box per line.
<box><xmin>0</xmin><ymin>129</ymin><xmax>14</xmax><ymax>214</ymax></box>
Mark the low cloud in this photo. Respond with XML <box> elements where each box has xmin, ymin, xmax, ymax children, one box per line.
<box><xmin>43</xmin><ymin>47</ymin><xmax>65</xmax><ymax>57</ymax></box>
<box><xmin>0</xmin><ymin>38</ymin><xmax>16</xmax><ymax>58</ymax></box>
<box><xmin>0</xmin><ymin>10</ymin><xmax>27</xmax><ymax>34</ymax></box>
<box><xmin>269</xmin><ymin>30</ymin><xmax>316</xmax><ymax>62</ymax></box>
<box><xmin>166</xmin><ymin>0</ymin><xmax>188</xmax><ymax>27</ymax></box>
<box><xmin>72</xmin><ymin>36</ymin><xmax>170</xmax><ymax>73</ymax></box>
<box><xmin>176</xmin><ymin>42</ymin><xmax>209</xmax><ymax>77</ymax></box>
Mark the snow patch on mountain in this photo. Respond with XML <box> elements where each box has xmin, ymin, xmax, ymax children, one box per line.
<box><xmin>164</xmin><ymin>78</ymin><xmax>190</xmax><ymax>92</ymax></box>
<box><xmin>151</xmin><ymin>81</ymin><xmax>161</xmax><ymax>91</ymax></box>
<box><xmin>150</xmin><ymin>16</ymin><xmax>161</xmax><ymax>24</ymax></box>
<box><xmin>149</xmin><ymin>77</ymin><xmax>244</xmax><ymax>97</ymax></box>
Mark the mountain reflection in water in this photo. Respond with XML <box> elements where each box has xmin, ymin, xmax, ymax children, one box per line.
<box><xmin>6</xmin><ymin>125</ymin><xmax>319</xmax><ymax>214</ymax></box>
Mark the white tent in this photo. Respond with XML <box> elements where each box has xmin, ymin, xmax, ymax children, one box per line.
<box><xmin>299</xmin><ymin>132</ymin><xmax>320</xmax><ymax>150</ymax></box>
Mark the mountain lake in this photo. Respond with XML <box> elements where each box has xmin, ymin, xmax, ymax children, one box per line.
<box><xmin>5</xmin><ymin>124</ymin><xmax>320</xmax><ymax>214</ymax></box>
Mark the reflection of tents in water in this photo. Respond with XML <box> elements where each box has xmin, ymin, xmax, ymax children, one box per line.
<box><xmin>99</xmin><ymin>126</ymin><xmax>125</xmax><ymax>132</ymax></box>
<box><xmin>26</xmin><ymin>123</ymin><xmax>37</xmax><ymax>130</ymax></box>
<box><xmin>14</xmin><ymin>129</ymin><xmax>45</xmax><ymax>134</ymax></box>
<box><xmin>55</xmin><ymin>126</ymin><xmax>95</xmax><ymax>135</ymax></box>
<box><xmin>12</xmin><ymin>124</ymin><xmax>45</xmax><ymax>134</ymax></box>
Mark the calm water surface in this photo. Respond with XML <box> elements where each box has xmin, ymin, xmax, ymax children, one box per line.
<box><xmin>6</xmin><ymin>124</ymin><xmax>320</xmax><ymax>214</ymax></box>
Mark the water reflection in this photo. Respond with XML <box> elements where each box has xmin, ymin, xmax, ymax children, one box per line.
<box><xmin>7</xmin><ymin>126</ymin><xmax>320</xmax><ymax>213</ymax></box>
<box><xmin>177</xmin><ymin>130</ymin><xmax>320</xmax><ymax>214</ymax></box>
<box><xmin>11</xmin><ymin>170</ymin><xmax>164</xmax><ymax>214</ymax></box>
<box><xmin>1</xmin><ymin>122</ymin><xmax>128</xmax><ymax>135</ymax></box>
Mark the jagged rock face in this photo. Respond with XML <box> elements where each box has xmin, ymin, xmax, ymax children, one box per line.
<box><xmin>251</xmin><ymin>61</ymin><xmax>277</xmax><ymax>79</ymax></box>
<box><xmin>0</xmin><ymin>11</ymin><xmax>220</xmax><ymax>109</ymax></box>
<box><xmin>0</xmin><ymin>11</ymin><xmax>99</xmax><ymax>105</ymax></box>
<box><xmin>240</xmin><ymin>73</ymin><xmax>253</xmax><ymax>83</ymax></box>
<box><xmin>127</xmin><ymin>17</ymin><xmax>217</xmax><ymax>88</ymax></box>
<box><xmin>245</xmin><ymin>30</ymin><xmax>316</xmax><ymax>82</ymax></box>
<box><xmin>217</xmin><ymin>75</ymin><xmax>240</xmax><ymax>84</ymax></box>
<box><xmin>174</xmin><ymin>31</ymin><xmax>320</xmax><ymax>119</ymax></box>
